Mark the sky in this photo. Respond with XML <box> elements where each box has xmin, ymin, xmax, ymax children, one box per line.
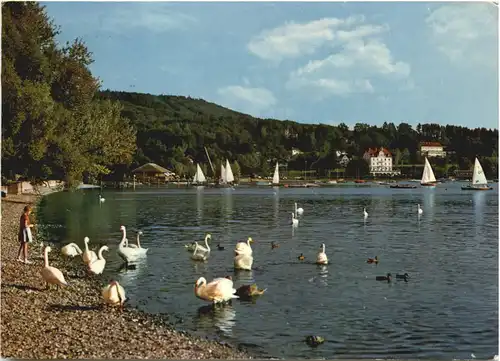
<box><xmin>43</xmin><ymin>1</ymin><xmax>499</xmax><ymax>129</ymax></box>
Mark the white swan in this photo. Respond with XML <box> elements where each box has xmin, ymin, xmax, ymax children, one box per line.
<box><xmin>291</xmin><ymin>212</ymin><xmax>299</xmax><ymax>226</ymax></box>
<box><xmin>117</xmin><ymin>225</ymin><xmax>147</xmax><ymax>262</ymax></box>
<box><xmin>234</xmin><ymin>253</ymin><xmax>253</xmax><ymax>270</ymax></box>
<box><xmin>125</xmin><ymin>230</ymin><xmax>148</xmax><ymax>255</ymax></box>
<box><xmin>99</xmin><ymin>194</ymin><xmax>105</xmax><ymax>203</ymax></box>
<box><xmin>234</xmin><ymin>237</ymin><xmax>253</xmax><ymax>255</ymax></box>
<box><xmin>41</xmin><ymin>246</ymin><xmax>68</xmax><ymax>289</ymax></box>
<box><xmin>295</xmin><ymin>202</ymin><xmax>304</xmax><ymax>216</ymax></box>
<box><xmin>88</xmin><ymin>245</ymin><xmax>109</xmax><ymax>275</ymax></box>
<box><xmin>82</xmin><ymin>237</ymin><xmax>98</xmax><ymax>265</ymax></box>
<box><xmin>197</xmin><ymin>234</ymin><xmax>212</xmax><ymax>253</ymax></box>
<box><xmin>417</xmin><ymin>204</ymin><xmax>423</xmax><ymax>215</ymax></box>
<box><xmin>363</xmin><ymin>207</ymin><xmax>368</xmax><ymax>219</ymax></box>
<box><xmin>191</xmin><ymin>242</ymin><xmax>210</xmax><ymax>261</ymax></box>
<box><xmin>61</xmin><ymin>243</ymin><xmax>83</xmax><ymax>257</ymax></box>
<box><xmin>316</xmin><ymin>243</ymin><xmax>328</xmax><ymax>265</ymax></box>
<box><xmin>102</xmin><ymin>280</ymin><xmax>126</xmax><ymax>309</ymax></box>
<box><xmin>194</xmin><ymin>277</ymin><xmax>239</xmax><ymax>304</ymax></box>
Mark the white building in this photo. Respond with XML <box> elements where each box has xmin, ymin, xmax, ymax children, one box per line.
<box><xmin>420</xmin><ymin>142</ymin><xmax>446</xmax><ymax>158</ymax></box>
<box><xmin>363</xmin><ymin>147</ymin><xmax>399</xmax><ymax>176</ymax></box>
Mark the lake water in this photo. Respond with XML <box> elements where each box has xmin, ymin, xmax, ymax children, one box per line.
<box><xmin>36</xmin><ymin>183</ymin><xmax>499</xmax><ymax>359</ymax></box>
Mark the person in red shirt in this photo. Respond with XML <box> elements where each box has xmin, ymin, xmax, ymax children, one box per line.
<box><xmin>17</xmin><ymin>205</ymin><xmax>34</xmax><ymax>264</ymax></box>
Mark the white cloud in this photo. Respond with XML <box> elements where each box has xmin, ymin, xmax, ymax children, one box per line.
<box><xmin>217</xmin><ymin>85</ymin><xmax>277</xmax><ymax>116</ymax></box>
<box><xmin>272</xmin><ymin>17</ymin><xmax>411</xmax><ymax>97</ymax></box>
<box><xmin>101</xmin><ymin>4</ymin><xmax>196</xmax><ymax>34</ymax></box>
<box><xmin>426</xmin><ymin>3</ymin><xmax>497</xmax><ymax>68</ymax></box>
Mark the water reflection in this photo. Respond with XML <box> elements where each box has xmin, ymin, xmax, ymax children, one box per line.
<box><xmin>195</xmin><ymin>304</ymin><xmax>236</xmax><ymax>336</ymax></box>
<box><xmin>233</xmin><ymin>269</ymin><xmax>255</xmax><ymax>284</ymax></box>
<box><xmin>117</xmin><ymin>258</ymin><xmax>148</xmax><ymax>286</ymax></box>
<box><xmin>472</xmin><ymin>191</ymin><xmax>486</xmax><ymax>228</ymax></box>
<box><xmin>222</xmin><ymin>189</ymin><xmax>234</xmax><ymax>221</ymax></box>
<box><xmin>273</xmin><ymin>189</ymin><xmax>280</xmax><ymax>228</ymax></box>
<box><xmin>423</xmin><ymin>190</ymin><xmax>436</xmax><ymax>219</ymax></box>
<box><xmin>317</xmin><ymin>265</ymin><xmax>328</xmax><ymax>286</ymax></box>
<box><xmin>192</xmin><ymin>261</ymin><xmax>209</xmax><ymax>274</ymax></box>
<box><xmin>196</xmin><ymin>188</ymin><xmax>204</xmax><ymax>225</ymax></box>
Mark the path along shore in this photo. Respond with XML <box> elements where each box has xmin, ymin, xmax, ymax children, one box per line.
<box><xmin>1</xmin><ymin>193</ymin><xmax>252</xmax><ymax>359</ymax></box>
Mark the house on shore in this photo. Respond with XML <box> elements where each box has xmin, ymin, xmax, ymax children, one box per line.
<box><xmin>420</xmin><ymin>142</ymin><xmax>446</xmax><ymax>158</ymax></box>
<box><xmin>363</xmin><ymin>147</ymin><xmax>401</xmax><ymax>176</ymax></box>
<box><xmin>131</xmin><ymin>163</ymin><xmax>176</xmax><ymax>183</ymax></box>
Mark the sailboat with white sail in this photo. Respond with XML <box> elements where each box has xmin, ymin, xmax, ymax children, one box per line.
<box><xmin>272</xmin><ymin>162</ymin><xmax>280</xmax><ymax>186</ymax></box>
<box><xmin>462</xmin><ymin>158</ymin><xmax>493</xmax><ymax>191</ymax></box>
<box><xmin>420</xmin><ymin>157</ymin><xmax>437</xmax><ymax>187</ymax></box>
<box><xmin>218</xmin><ymin>159</ymin><xmax>235</xmax><ymax>187</ymax></box>
<box><xmin>220</xmin><ymin>163</ymin><xmax>226</xmax><ymax>185</ymax></box>
<box><xmin>225</xmin><ymin>159</ymin><xmax>235</xmax><ymax>185</ymax></box>
<box><xmin>192</xmin><ymin>164</ymin><xmax>207</xmax><ymax>187</ymax></box>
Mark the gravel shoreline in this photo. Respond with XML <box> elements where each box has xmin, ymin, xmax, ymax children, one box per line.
<box><xmin>1</xmin><ymin>194</ymin><xmax>253</xmax><ymax>359</ymax></box>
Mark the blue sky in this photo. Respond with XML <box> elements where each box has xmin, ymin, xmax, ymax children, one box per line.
<box><xmin>43</xmin><ymin>1</ymin><xmax>498</xmax><ymax>129</ymax></box>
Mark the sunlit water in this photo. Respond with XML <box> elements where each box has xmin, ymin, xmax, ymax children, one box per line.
<box><xmin>36</xmin><ymin>183</ymin><xmax>499</xmax><ymax>359</ymax></box>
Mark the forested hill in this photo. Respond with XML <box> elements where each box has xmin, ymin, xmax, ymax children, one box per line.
<box><xmin>98</xmin><ymin>90</ymin><xmax>498</xmax><ymax>179</ymax></box>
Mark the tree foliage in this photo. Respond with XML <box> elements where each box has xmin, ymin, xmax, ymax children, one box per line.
<box><xmin>1</xmin><ymin>2</ymin><xmax>136</xmax><ymax>186</ymax></box>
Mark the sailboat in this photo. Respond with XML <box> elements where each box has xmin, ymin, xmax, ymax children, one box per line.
<box><xmin>462</xmin><ymin>158</ymin><xmax>493</xmax><ymax>191</ymax></box>
<box><xmin>225</xmin><ymin>159</ymin><xmax>235</xmax><ymax>185</ymax></box>
<box><xmin>420</xmin><ymin>157</ymin><xmax>437</xmax><ymax>187</ymax></box>
<box><xmin>220</xmin><ymin>163</ymin><xmax>226</xmax><ymax>185</ymax></box>
<box><xmin>218</xmin><ymin>159</ymin><xmax>235</xmax><ymax>187</ymax></box>
<box><xmin>272</xmin><ymin>162</ymin><xmax>280</xmax><ymax>186</ymax></box>
<box><xmin>192</xmin><ymin>164</ymin><xmax>207</xmax><ymax>187</ymax></box>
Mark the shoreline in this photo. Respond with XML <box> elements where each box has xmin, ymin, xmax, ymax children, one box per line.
<box><xmin>1</xmin><ymin>194</ymin><xmax>254</xmax><ymax>359</ymax></box>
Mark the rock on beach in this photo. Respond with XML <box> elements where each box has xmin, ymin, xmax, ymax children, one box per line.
<box><xmin>1</xmin><ymin>194</ymin><xmax>252</xmax><ymax>359</ymax></box>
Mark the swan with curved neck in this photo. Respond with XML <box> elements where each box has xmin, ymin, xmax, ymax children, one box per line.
<box><xmin>234</xmin><ymin>253</ymin><xmax>253</xmax><ymax>270</ymax></box>
<box><xmin>61</xmin><ymin>243</ymin><xmax>83</xmax><ymax>257</ymax></box>
<box><xmin>235</xmin><ymin>237</ymin><xmax>253</xmax><ymax>256</ymax></box>
<box><xmin>102</xmin><ymin>280</ymin><xmax>126</xmax><ymax>310</ymax></box>
<box><xmin>191</xmin><ymin>241</ymin><xmax>210</xmax><ymax>261</ymax></box>
<box><xmin>295</xmin><ymin>202</ymin><xmax>304</xmax><ymax>216</ymax></box>
<box><xmin>363</xmin><ymin>207</ymin><xmax>368</xmax><ymax>219</ymax></box>
<box><xmin>194</xmin><ymin>277</ymin><xmax>239</xmax><ymax>304</ymax></box>
<box><xmin>82</xmin><ymin>237</ymin><xmax>98</xmax><ymax>265</ymax></box>
<box><xmin>197</xmin><ymin>234</ymin><xmax>212</xmax><ymax>253</ymax></box>
<box><xmin>118</xmin><ymin>225</ymin><xmax>147</xmax><ymax>263</ymax></box>
<box><xmin>291</xmin><ymin>212</ymin><xmax>299</xmax><ymax>226</ymax></box>
<box><xmin>41</xmin><ymin>246</ymin><xmax>68</xmax><ymax>289</ymax></box>
<box><xmin>89</xmin><ymin>246</ymin><xmax>109</xmax><ymax>275</ymax></box>
<box><xmin>316</xmin><ymin>243</ymin><xmax>328</xmax><ymax>265</ymax></box>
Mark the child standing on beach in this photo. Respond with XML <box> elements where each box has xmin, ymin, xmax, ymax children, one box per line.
<box><xmin>17</xmin><ymin>205</ymin><xmax>34</xmax><ymax>264</ymax></box>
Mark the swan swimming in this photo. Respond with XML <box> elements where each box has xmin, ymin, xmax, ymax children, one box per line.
<box><xmin>363</xmin><ymin>207</ymin><xmax>368</xmax><ymax>219</ymax></box>
<box><xmin>316</xmin><ymin>243</ymin><xmax>328</xmax><ymax>265</ymax></box>
<box><xmin>295</xmin><ymin>202</ymin><xmax>304</xmax><ymax>216</ymax></box>
<box><xmin>196</xmin><ymin>234</ymin><xmax>212</xmax><ymax>253</ymax></box>
<box><xmin>117</xmin><ymin>225</ymin><xmax>148</xmax><ymax>263</ymax></box>
<box><xmin>125</xmin><ymin>230</ymin><xmax>148</xmax><ymax>255</ymax></box>
<box><xmin>234</xmin><ymin>253</ymin><xmax>253</xmax><ymax>270</ymax></box>
<box><xmin>191</xmin><ymin>241</ymin><xmax>210</xmax><ymax>261</ymax></box>
<box><xmin>99</xmin><ymin>194</ymin><xmax>105</xmax><ymax>203</ymax></box>
<box><xmin>41</xmin><ymin>246</ymin><xmax>68</xmax><ymax>289</ymax></box>
<box><xmin>417</xmin><ymin>204</ymin><xmax>423</xmax><ymax>215</ymax></box>
<box><xmin>234</xmin><ymin>237</ymin><xmax>253</xmax><ymax>256</ymax></box>
<box><xmin>194</xmin><ymin>277</ymin><xmax>239</xmax><ymax>304</ymax></box>
<box><xmin>291</xmin><ymin>212</ymin><xmax>299</xmax><ymax>226</ymax></box>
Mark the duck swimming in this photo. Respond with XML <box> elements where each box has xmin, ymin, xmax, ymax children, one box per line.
<box><xmin>376</xmin><ymin>273</ymin><xmax>392</xmax><ymax>282</ymax></box>
<box><xmin>367</xmin><ymin>256</ymin><xmax>379</xmax><ymax>264</ymax></box>
<box><xmin>271</xmin><ymin>241</ymin><xmax>279</xmax><ymax>249</ymax></box>
<box><xmin>396</xmin><ymin>273</ymin><xmax>410</xmax><ymax>282</ymax></box>
<box><xmin>297</xmin><ymin>253</ymin><xmax>305</xmax><ymax>261</ymax></box>
<box><xmin>235</xmin><ymin>284</ymin><xmax>267</xmax><ymax>300</ymax></box>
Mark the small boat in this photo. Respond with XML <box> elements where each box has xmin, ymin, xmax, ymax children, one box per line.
<box><xmin>462</xmin><ymin>158</ymin><xmax>493</xmax><ymax>191</ymax></box>
<box><xmin>420</xmin><ymin>157</ymin><xmax>437</xmax><ymax>187</ymax></box>
<box><xmin>354</xmin><ymin>179</ymin><xmax>366</xmax><ymax>184</ymax></box>
<box><xmin>217</xmin><ymin>159</ymin><xmax>236</xmax><ymax>188</ymax></box>
<box><xmin>192</xmin><ymin>164</ymin><xmax>207</xmax><ymax>187</ymax></box>
<box><xmin>272</xmin><ymin>162</ymin><xmax>280</xmax><ymax>187</ymax></box>
<box><xmin>390</xmin><ymin>184</ymin><xmax>417</xmax><ymax>189</ymax></box>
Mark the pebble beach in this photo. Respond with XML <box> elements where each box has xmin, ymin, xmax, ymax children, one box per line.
<box><xmin>1</xmin><ymin>194</ymin><xmax>253</xmax><ymax>359</ymax></box>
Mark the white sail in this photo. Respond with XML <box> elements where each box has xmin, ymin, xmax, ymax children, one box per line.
<box><xmin>420</xmin><ymin>157</ymin><xmax>436</xmax><ymax>184</ymax></box>
<box><xmin>221</xmin><ymin>164</ymin><xmax>226</xmax><ymax>184</ymax></box>
<box><xmin>272</xmin><ymin>162</ymin><xmax>279</xmax><ymax>185</ymax></box>
<box><xmin>472</xmin><ymin>157</ymin><xmax>488</xmax><ymax>186</ymax></box>
<box><xmin>193</xmin><ymin>164</ymin><xmax>206</xmax><ymax>184</ymax></box>
<box><xmin>225</xmin><ymin>159</ymin><xmax>234</xmax><ymax>183</ymax></box>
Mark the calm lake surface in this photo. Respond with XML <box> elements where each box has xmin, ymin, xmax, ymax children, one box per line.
<box><xmin>37</xmin><ymin>183</ymin><xmax>499</xmax><ymax>359</ymax></box>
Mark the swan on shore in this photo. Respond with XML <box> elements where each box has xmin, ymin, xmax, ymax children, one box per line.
<box><xmin>61</xmin><ymin>243</ymin><xmax>83</xmax><ymax>257</ymax></box>
<box><xmin>234</xmin><ymin>237</ymin><xmax>253</xmax><ymax>256</ymax></box>
<box><xmin>316</xmin><ymin>243</ymin><xmax>328</xmax><ymax>265</ymax></box>
<box><xmin>41</xmin><ymin>246</ymin><xmax>68</xmax><ymax>289</ymax></box>
<box><xmin>82</xmin><ymin>237</ymin><xmax>98</xmax><ymax>265</ymax></box>
<box><xmin>88</xmin><ymin>245</ymin><xmax>109</xmax><ymax>275</ymax></box>
<box><xmin>194</xmin><ymin>277</ymin><xmax>239</xmax><ymax>304</ymax></box>
<box><xmin>102</xmin><ymin>280</ymin><xmax>126</xmax><ymax>310</ymax></box>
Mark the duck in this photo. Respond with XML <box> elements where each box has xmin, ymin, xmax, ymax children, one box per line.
<box><xmin>234</xmin><ymin>237</ymin><xmax>253</xmax><ymax>256</ymax></box>
<box><xmin>88</xmin><ymin>246</ymin><xmax>109</xmax><ymax>275</ymax></box>
<box><xmin>102</xmin><ymin>280</ymin><xmax>126</xmax><ymax>310</ymax></box>
<box><xmin>271</xmin><ymin>241</ymin><xmax>279</xmax><ymax>249</ymax></box>
<box><xmin>217</xmin><ymin>244</ymin><xmax>224</xmax><ymax>251</ymax></box>
<box><xmin>297</xmin><ymin>253</ymin><xmax>305</xmax><ymax>261</ymax></box>
<box><xmin>305</xmin><ymin>335</ymin><xmax>325</xmax><ymax>347</ymax></box>
<box><xmin>396</xmin><ymin>273</ymin><xmax>410</xmax><ymax>282</ymax></box>
<box><xmin>235</xmin><ymin>284</ymin><xmax>267</xmax><ymax>300</ymax></box>
<box><xmin>40</xmin><ymin>246</ymin><xmax>68</xmax><ymax>289</ymax></box>
<box><xmin>291</xmin><ymin>212</ymin><xmax>299</xmax><ymax>226</ymax></box>
<box><xmin>367</xmin><ymin>256</ymin><xmax>379</xmax><ymax>264</ymax></box>
<box><xmin>117</xmin><ymin>225</ymin><xmax>147</xmax><ymax>263</ymax></box>
<box><xmin>82</xmin><ymin>237</ymin><xmax>98</xmax><ymax>265</ymax></box>
<box><xmin>376</xmin><ymin>273</ymin><xmax>392</xmax><ymax>282</ymax></box>
<box><xmin>196</xmin><ymin>234</ymin><xmax>212</xmax><ymax>253</ymax></box>
<box><xmin>363</xmin><ymin>207</ymin><xmax>368</xmax><ymax>219</ymax></box>
<box><xmin>295</xmin><ymin>202</ymin><xmax>304</xmax><ymax>216</ymax></box>
<box><xmin>61</xmin><ymin>243</ymin><xmax>83</xmax><ymax>258</ymax></box>
<box><xmin>417</xmin><ymin>204</ymin><xmax>423</xmax><ymax>215</ymax></box>
<box><xmin>191</xmin><ymin>242</ymin><xmax>210</xmax><ymax>261</ymax></box>
<box><xmin>316</xmin><ymin>243</ymin><xmax>328</xmax><ymax>265</ymax></box>
<box><xmin>194</xmin><ymin>277</ymin><xmax>239</xmax><ymax>304</ymax></box>
<box><xmin>234</xmin><ymin>253</ymin><xmax>253</xmax><ymax>270</ymax></box>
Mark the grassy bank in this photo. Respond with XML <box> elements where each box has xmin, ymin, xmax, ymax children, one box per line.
<box><xmin>1</xmin><ymin>194</ymin><xmax>252</xmax><ymax>359</ymax></box>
